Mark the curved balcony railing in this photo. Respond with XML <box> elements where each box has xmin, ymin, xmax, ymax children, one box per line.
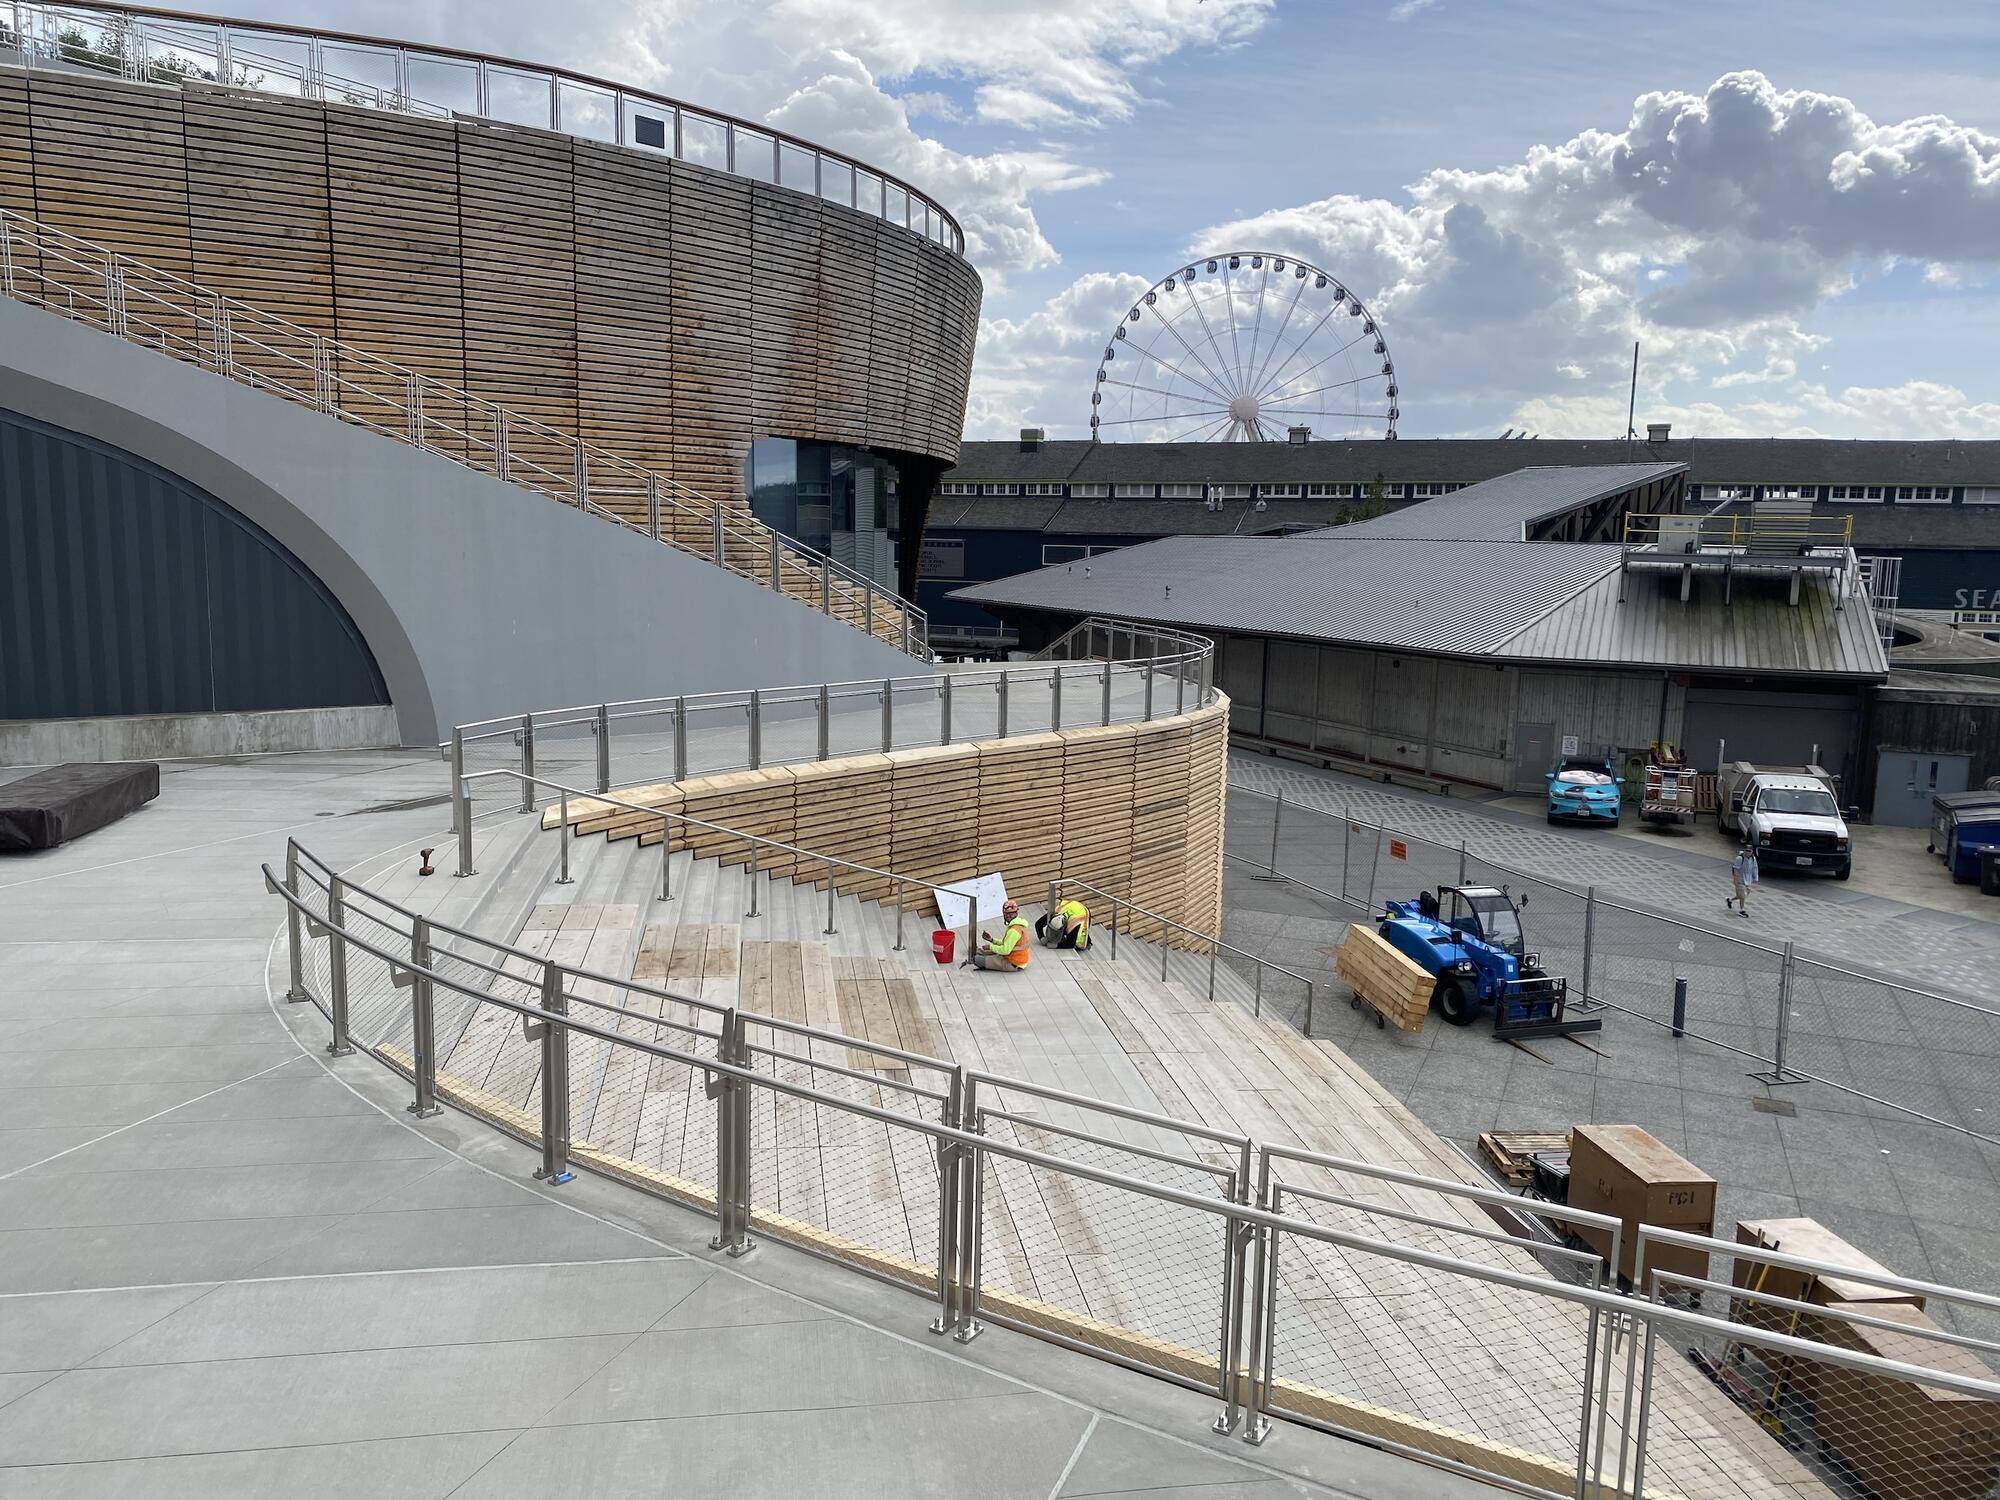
<box><xmin>440</xmin><ymin>620</ymin><xmax>1220</xmax><ymax>859</ymax></box>
<box><xmin>1</xmin><ymin>1</ymin><xmax>964</xmax><ymax>255</ymax></box>
<box><xmin>0</xmin><ymin>207</ymin><xmax>924</xmax><ymax>650</ymax></box>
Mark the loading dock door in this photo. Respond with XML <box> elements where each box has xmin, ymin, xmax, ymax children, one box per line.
<box><xmin>1872</xmin><ymin>751</ymin><xmax>1969</xmax><ymax>827</ymax></box>
<box><xmin>1682</xmin><ymin>688</ymin><xmax>1859</xmax><ymax>785</ymax></box>
<box><xmin>1512</xmin><ymin>722</ymin><xmax>1554</xmax><ymax>793</ymax></box>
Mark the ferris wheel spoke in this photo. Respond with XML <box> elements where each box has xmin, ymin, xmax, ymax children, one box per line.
<box><xmin>1252</xmin><ymin>302</ymin><xmax>1346</xmax><ymax>401</ymax></box>
<box><xmin>1093</xmin><ymin>407</ymin><xmax>1232</xmax><ymax>426</ymax></box>
<box><xmin>1248</xmin><ymin>276</ymin><xmax>1309</xmax><ymax>398</ymax></box>
<box><xmin>1181</xmin><ymin>278</ymin><xmax>1239</xmax><ymax>398</ymax></box>
<box><xmin>1242</xmin><ymin>262</ymin><xmax>1272</xmax><ymax>396</ymax></box>
<box><xmin>1259</xmin><ymin>330</ymin><xmax>1374</xmax><ymax>405</ymax></box>
<box><xmin>1141</xmin><ymin>293</ymin><xmax>1240</xmax><ymax>407</ymax></box>
<box><xmin>1221</xmin><ymin>263</ymin><xmax>1246</xmax><ymax>389</ymax></box>
<box><xmin>1263</xmin><ymin>370</ymin><xmax>1380</xmax><ymax>407</ymax></box>
<box><xmin>1099</xmin><ymin>376</ymin><xmax>1231</xmax><ymax>411</ymax></box>
<box><xmin>1188</xmin><ymin>413</ymin><xmax>1236</xmax><ymax>443</ymax></box>
<box><xmin>1124</xmin><ymin>331</ymin><xmax>1235</xmax><ymax>407</ymax></box>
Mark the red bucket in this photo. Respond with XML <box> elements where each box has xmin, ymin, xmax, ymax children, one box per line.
<box><xmin>931</xmin><ymin>929</ymin><xmax>957</xmax><ymax>965</ymax></box>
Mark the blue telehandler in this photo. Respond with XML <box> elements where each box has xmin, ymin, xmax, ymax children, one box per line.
<box><xmin>1376</xmin><ymin>885</ymin><xmax>1602</xmax><ymax>1041</ymax></box>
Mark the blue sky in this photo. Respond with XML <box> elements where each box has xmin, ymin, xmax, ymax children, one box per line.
<box><xmin>271</xmin><ymin>0</ymin><xmax>2000</xmax><ymax>440</ymax></box>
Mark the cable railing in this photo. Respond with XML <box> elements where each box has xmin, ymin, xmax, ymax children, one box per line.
<box><xmin>264</xmin><ymin>835</ymin><xmax>2000</xmax><ymax>1500</ymax></box>
<box><xmin>1</xmin><ymin>2</ymin><xmax>964</xmax><ymax>255</ymax></box>
<box><xmin>440</xmin><ymin>623</ymin><xmax>1219</xmax><ymax>854</ymax></box>
<box><xmin>0</xmin><ymin>206</ymin><xmax>923</xmax><ymax>651</ymax></box>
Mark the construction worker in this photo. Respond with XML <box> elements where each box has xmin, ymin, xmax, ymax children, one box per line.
<box><xmin>971</xmin><ymin>900</ymin><xmax>1031</xmax><ymax>971</ymax></box>
<box><xmin>1037</xmin><ymin>896</ymin><xmax>1090</xmax><ymax>951</ymax></box>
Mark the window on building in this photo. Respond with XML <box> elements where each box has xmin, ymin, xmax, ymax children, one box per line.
<box><xmin>1113</xmin><ymin>483</ymin><xmax>1154</xmax><ymax>498</ymax></box>
<box><xmin>1411</xmin><ymin>482</ymin><xmax>1453</xmax><ymax>497</ymax></box>
<box><xmin>1307</xmin><ymin>482</ymin><xmax>1357</xmax><ymax>499</ymax></box>
<box><xmin>1709</xmin><ymin>484</ymin><xmax>1753</xmax><ymax>501</ymax></box>
<box><xmin>1828</xmin><ymin>485</ymin><xmax>1886</xmax><ymax>502</ymax></box>
<box><xmin>1070</xmin><ymin>483</ymin><xmax>1109</xmax><ymax>498</ymax></box>
<box><xmin>1382</xmin><ymin>483</ymin><xmax>1407</xmax><ymax>499</ymax></box>
<box><xmin>1158</xmin><ymin>483</ymin><xmax>1203</xmax><ymax>499</ymax></box>
<box><xmin>940</xmin><ymin>481</ymin><xmax>975</xmax><ymax>496</ymax></box>
<box><xmin>1023</xmin><ymin>482</ymin><xmax>1063</xmax><ymax>497</ymax></box>
<box><xmin>1964</xmin><ymin>487</ymin><xmax>2000</xmax><ymax>506</ymax></box>
<box><xmin>1763</xmin><ymin>484</ymin><xmax>1814</xmax><ymax>501</ymax></box>
<box><xmin>1211</xmin><ymin>484</ymin><xmax>1251</xmax><ymax>500</ymax></box>
<box><xmin>1895</xmin><ymin>485</ymin><xmax>1951</xmax><ymax>503</ymax></box>
<box><xmin>1261</xmin><ymin>483</ymin><xmax>1302</xmax><ymax>499</ymax></box>
<box><xmin>981</xmin><ymin>482</ymin><xmax>1020</xmax><ymax>496</ymax></box>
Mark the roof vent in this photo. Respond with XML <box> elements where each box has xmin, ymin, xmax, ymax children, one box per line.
<box><xmin>1287</xmin><ymin>425</ymin><xmax>1311</xmax><ymax>445</ymax></box>
<box><xmin>1019</xmin><ymin>427</ymin><xmax>1044</xmax><ymax>452</ymax></box>
<box><xmin>1647</xmin><ymin>422</ymin><xmax>1671</xmax><ymax>443</ymax></box>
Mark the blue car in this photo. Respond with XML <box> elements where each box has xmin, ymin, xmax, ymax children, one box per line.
<box><xmin>1547</xmin><ymin>758</ymin><xmax>1622</xmax><ymax>826</ymax></box>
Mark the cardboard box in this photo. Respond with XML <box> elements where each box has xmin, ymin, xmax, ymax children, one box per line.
<box><xmin>1808</xmin><ymin>1300</ymin><xmax>2000</xmax><ymax>1500</ymax></box>
<box><xmin>1569</xmin><ymin>1124</ymin><xmax>1715</xmax><ymax>1286</ymax></box>
<box><xmin>1732</xmin><ymin>1216</ymin><xmax>1923</xmax><ymax>1318</ymax></box>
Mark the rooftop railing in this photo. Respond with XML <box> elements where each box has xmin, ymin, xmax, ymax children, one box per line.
<box><xmin>0</xmin><ymin>206</ymin><xmax>923</xmax><ymax>650</ymax></box>
<box><xmin>1</xmin><ymin>2</ymin><xmax>964</xmax><ymax>254</ymax></box>
<box><xmin>1623</xmin><ymin>508</ymin><xmax>1855</xmax><ymax>556</ymax></box>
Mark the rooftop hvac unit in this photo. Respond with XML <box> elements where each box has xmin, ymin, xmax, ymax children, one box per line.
<box><xmin>1656</xmin><ymin>513</ymin><xmax>1702</xmax><ymax>555</ymax></box>
<box><xmin>1018</xmin><ymin>427</ymin><xmax>1044</xmax><ymax>451</ymax></box>
<box><xmin>1288</xmin><ymin>425</ymin><xmax>1311</xmax><ymax>445</ymax></box>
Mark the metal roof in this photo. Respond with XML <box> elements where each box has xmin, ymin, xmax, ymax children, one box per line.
<box><xmin>952</xmin><ymin>536</ymin><xmax>1624</xmax><ymax>656</ymax></box>
<box><xmin>1497</xmin><ymin>568</ymin><xmax>1889</xmax><ymax>678</ymax></box>
<box><xmin>945</xmin><ymin>436</ymin><xmax>2000</xmax><ymax>487</ymax></box>
<box><xmin>1303</xmin><ymin>464</ymin><xmax>1684</xmax><ymax>543</ymax></box>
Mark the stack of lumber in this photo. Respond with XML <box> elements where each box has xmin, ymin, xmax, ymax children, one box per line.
<box><xmin>1477</xmin><ymin>1130</ymin><xmax>1569</xmax><ymax>1188</ymax></box>
<box><xmin>681</xmin><ymin>768</ymin><xmax>797</xmax><ymax>874</ymax></box>
<box><xmin>791</xmin><ymin>754</ymin><xmax>893</xmax><ymax>898</ymax></box>
<box><xmin>1334</xmin><ymin>923</ymin><xmax>1430</xmax><ymax>1032</ymax></box>
<box><xmin>1126</xmin><ymin>719</ymin><xmax>1194</xmax><ymax>943</ymax></box>
<box><xmin>972</xmin><ymin>733</ymin><xmax>1066</xmax><ymax>905</ymax></box>
<box><xmin>888</xmin><ymin>742</ymin><xmax>980</xmax><ymax>905</ymax></box>
<box><xmin>1060</xmin><ymin>723</ymin><xmax>1137</xmax><ymax>910</ymax></box>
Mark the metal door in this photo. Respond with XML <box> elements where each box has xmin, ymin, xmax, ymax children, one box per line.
<box><xmin>1512</xmin><ymin>722</ymin><xmax>1554</xmax><ymax>793</ymax></box>
<box><xmin>1871</xmin><ymin>751</ymin><xmax>1969</xmax><ymax>827</ymax></box>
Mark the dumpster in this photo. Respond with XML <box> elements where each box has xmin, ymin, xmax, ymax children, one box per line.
<box><xmin>931</xmin><ymin>928</ymin><xmax>957</xmax><ymax>965</ymax></box>
<box><xmin>1948</xmin><ymin>817</ymin><xmax>2000</xmax><ymax>881</ymax></box>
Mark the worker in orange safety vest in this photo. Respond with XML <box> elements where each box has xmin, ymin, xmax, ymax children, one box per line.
<box><xmin>970</xmin><ymin>900</ymin><xmax>1031</xmax><ymax>971</ymax></box>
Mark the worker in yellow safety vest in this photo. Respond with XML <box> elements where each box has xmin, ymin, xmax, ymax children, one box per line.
<box><xmin>971</xmin><ymin>900</ymin><xmax>1031</xmax><ymax>971</ymax></box>
<box><xmin>1037</xmin><ymin>898</ymin><xmax>1090</xmax><ymax>951</ymax></box>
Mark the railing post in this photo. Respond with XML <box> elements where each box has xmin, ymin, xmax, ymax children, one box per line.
<box><xmin>1251</xmin><ymin>788</ymin><xmax>1284</xmax><ymax>882</ymax></box>
<box><xmin>572</xmin><ymin>443</ymin><xmax>587</xmax><ymax>508</ymax></box>
<box><xmin>405</xmin><ymin>371</ymin><xmax>424</xmax><ymax>445</ymax></box>
<box><xmin>1303</xmin><ymin>982</ymin><xmax>1314</xmax><ymax>1038</ymax></box>
<box><xmin>953</xmin><ymin>1074</ymin><xmax>985</xmax><ymax>1342</ymax></box>
<box><xmin>518</xmin><ymin>716</ymin><xmax>536</xmax><ymax>814</ymax></box>
<box><xmin>594</xmin><ymin>703</ymin><xmax>611</xmax><ymax>793</ymax></box>
<box><xmin>1241</xmin><ymin>1154</ymin><xmax>1278</xmax><ymax>1445</ymax></box>
<box><xmin>1457</xmin><ymin>839</ymin><xmax>1468</xmax><ymax>885</ymax></box>
<box><xmin>495</xmin><ymin>407</ymin><xmax>510</xmax><ymax>481</ymax></box>
<box><xmin>1143</xmin><ymin>663</ymin><xmax>1155</xmax><ymax>722</ymax></box>
<box><xmin>930</xmin><ymin>1066</ymin><xmax>965</xmax><ymax>1336</ymax></box>
<box><xmin>451</xmin><ymin>731</ymin><xmax>475</xmax><ymax>877</ymax></box>
<box><xmin>0</xmin><ymin>213</ymin><xmax>13</xmax><ymax>298</ymax></box>
<box><xmin>408</xmin><ymin>917</ymin><xmax>442</xmax><ymax>1118</ymax></box>
<box><xmin>1177</xmin><ymin>659</ymin><xmax>1187</xmax><ymax>715</ymax></box>
<box><xmin>283</xmin><ymin>843</ymin><xmax>310</xmax><ymax>1002</ymax></box>
<box><xmin>816</xmin><ymin>684</ymin><xmax>831</xmax><ymax>760</ymax></box>
<box><xmin>646</xmin><ymin>473</ymin><xmax>661</xmax><ymax>540</ymax></box>
<box><xmin>747</xmin><ymin>690</ymin><xmax>762</xmax><ymax>770</ymax></box>
<box><xmin>769</xmin><ymin>533</ymin><xmax>781</xmax><ymax>590</ymax></box>
<box><xmin>894</xmin><ymin>879</ymin><xmax>906</xmax><ymax>952</ymax></box>
<box><xmin>880</xmin><ymin>679</ymin><xmax>893</xmax><ymax>752</ymax></box>
<box><xmin>820</xmin><ymin>558</ymin><xmax>831</xmax><ymax>615</ymax></box>
<box><xmin>1754</xmin><ymin>942</ymin><xmax>1805</xmax><ymax>1084</ymax></box>
<box><xmin>1050</xmin><ymin>667</ymin><xmax>1063</xmax><ymax>731</ymax></box>
<box><xmin>710</xmin><ymin>1008</ymin><xmax>754</xmax><ymax>1255</ymax></box>
<box><xmin>997</xmin><ymin>670</ymin><xmax>1009</xmax><ymax>738</ymax></box>
<box><xmin>712</xmin><ymin>507</ymin><xmax>724</xmax><ymax>566</ymax></box>
<box><xmin>865</xmin><ymin>589</ymin><xmax>875</xmax><ymax>638</ymax></box>
<box><xmin>1214</xmin><ymin>1139</ymin><xmax>1255</xmax><ymax>1435</ymax></box>
<box><xmin>1109</xmin><ymin>897</ymin><xmax>1118</xmax><ymax>960</ymax></box>
<box><xmin>902</xmin><ymin>609</ymin><xmax>912</xmax><ymax>655</ymax></box>
<box><xmin>939</xmin><ymin>674</ymin><xmax>953</xmax><ymax>745</ymax></box>
<box><xmin>1579</xmin><ymin>885</ymin><xmax>1598</xmax><ymax>1010</ymax></box>
<box><xmin>1101</xmin><ymin>660</ymin><xmax>1114</xmax><ymax>725</ymax></box>
<box><xmin>745</xmin><ymin>842</ymin><xmax>760</xmax><ymax>918</ymax></box>
<box><xmin>660</xmin><ymin>813</ymin><xmax>675</xmax><ymax>900</ymax></box>
<box><xmin>325</xmin><ymin>876</ymin><xmax>354</xmax><ymax>1057</ymax></box>
<box><xmin>555</xmin><ymin>790</ymin><xmax>576</xmax><ymax>883</ymax></box>
<box><xmin>534</xmin><ymin>963</ymin><xmax>574</xmax><ymax>1184</ymax></box>
<box><xmin>825</xmin><ymin>859</ymin><xmax>839</xmax><ymax>936</ymax></box>
<box><xmin>1209</xmin><ymin>934</ymin><xmax>1219</xmax><ymax>1000</ymax></box>
<box><xmin>673</xmin><ymin>696</ymin><xmax>688</xmax><ymax>781</ymax></box>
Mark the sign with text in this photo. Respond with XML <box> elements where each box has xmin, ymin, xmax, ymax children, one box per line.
<box><xmin>1388</xmin><ymin>839</ymin><xmax>1408</xmax><ymax>860</ymax></box>
<box><xmin>919</xmin><ymin>537</ymin><xmax>964</xmax><ymax>579</ymax></box>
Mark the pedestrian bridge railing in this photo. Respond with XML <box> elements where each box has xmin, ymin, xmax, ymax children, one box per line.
<box><xmin>264</xmin><ymin>836</ymin><xmax>2000</xmax><ymax>1500</ymax></box>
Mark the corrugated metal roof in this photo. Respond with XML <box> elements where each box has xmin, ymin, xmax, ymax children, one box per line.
<box><xmin>1301</xmin><ymin>464</ymin><xmax>1684</xmax><ymax>543</ymax></box>
<box><xmin>952</xmin><ymin>535</ymin><xmax>1623</xmax><ymax>656</ymax></box>
<box><xmin>945</xmin><ymin>436</ymin><xmax>2000</xmax><ymax>486</ymax></box>
<box><xmin>1496</xmin><ymin>567</ymin><xmax>1889</xmax><ymax>678</ymax></box>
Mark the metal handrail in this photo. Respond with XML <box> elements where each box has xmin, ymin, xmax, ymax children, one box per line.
<box><xmin>0</xmin><ymin>206</ymin><xmax>925</xmax><ymax>652</ymax></box>
<box><xmin>3</xmin><ymin>2</ymin><xmax>964</xmax><ymax>254</ymax></box>
<box><xmin>1622</xmin><ymin>510</ymin><xmax>1855</xmax><ymax>551</ymax></box>
<box><xmin>266</xmin><ymin>839</ymin><xmax>2000</xmax><ymax>1498</ymax></box>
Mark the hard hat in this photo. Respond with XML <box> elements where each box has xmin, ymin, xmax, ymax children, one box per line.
<box><xmin>1002</xmin><ymin>900</ymin><xmax>1019</xmax><ymax>917</ymax></box>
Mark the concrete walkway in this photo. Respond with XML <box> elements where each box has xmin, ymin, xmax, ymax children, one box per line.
<box><xmin>0</xmin><ymin>749</ymin><xmax>1490</xmax><ymax>1499</ymax></box>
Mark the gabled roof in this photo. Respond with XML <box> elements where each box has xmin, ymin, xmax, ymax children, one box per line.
<box><xmin>1307</xmin><ymin>464</ymin><xmax>1684</xmax><ymax>543</ymax></box>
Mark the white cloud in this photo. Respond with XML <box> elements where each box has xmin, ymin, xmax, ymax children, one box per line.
<box><xmin>988</xmin><ymin>70</ymin><xmax>2000</xmax><ymax>438</ymax></box>
<box><xmin>1388</xmin><ymin>0</ymin><xmax>1439</xmax><ymax>19</ymax></box>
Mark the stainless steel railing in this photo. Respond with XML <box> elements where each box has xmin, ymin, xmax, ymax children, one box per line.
<box><xmin>0</xmin><ymin>206</ymin><xmax>923</xmax><ymax>650</ymax></box>
<box><xmin>440</xmin><ymin>623</ymin><xmax>1219</xmax><ymax>865</ymax></box>
<box><xmin>264</xmin><ymin>835</ymin><xmax>2000</xmax><ymax>1500</ymax></box>
<box><xmin>1</xmin><ymin>1</ymin><xmax>964</xmax><ymax>254</ymax></box>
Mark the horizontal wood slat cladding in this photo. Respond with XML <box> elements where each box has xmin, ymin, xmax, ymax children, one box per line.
<box><xmin>4</xmin><ymin>68</ymin><xmax>978</xmax><ymax>503</ymax></box>
<box><xmin>549</xmin><ymin>697</ymin><xmax>1231</xmax><ymax>950</ymax></box>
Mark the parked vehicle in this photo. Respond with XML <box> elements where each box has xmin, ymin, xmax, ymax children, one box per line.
<box><xmin>1546</xmin><ymin>755</ymin><xmax>1622</xmax><ymax>827</ymax></box>
<box><xmin>1375</xmin><ymin>885</ymin><xmax>1601</xmax><ymax>1039</ymax></box>
<box><xmin>1641</xmin><ymin>742</ymin><xmax>1695</xmax><ymax>826</ymax></box>
<box><xmin>1716</xmin><ymin>762</ymin><xmax>1852</xmax><ymax>879</ymax></box>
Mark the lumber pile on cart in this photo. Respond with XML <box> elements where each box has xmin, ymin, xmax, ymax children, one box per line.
<box><xmin>1335</xmin><ymin>923</ymin><xmax>1431</xmax><ymax>1032</ymax></box>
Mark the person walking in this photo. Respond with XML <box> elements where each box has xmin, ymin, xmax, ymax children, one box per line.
<box><xmin>1037</xmin><ymin>896</ymin><xmax>1090</xmax><ymax>951</ymax></box>
<box><xmin>971</xmin><ymin>899</ymin><xmax>1032</xmax><ymax>971</ymax></box>
<box><xmin>1727</xmin><ymin>844</ymin><xmax>1759</xmax><ymax>917</ymax></box>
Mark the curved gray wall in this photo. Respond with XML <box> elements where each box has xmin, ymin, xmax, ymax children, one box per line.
<box><xmin>0</xmin><ymin>299</ymin><xmax>920</xmax><ymax>745</ymax></box>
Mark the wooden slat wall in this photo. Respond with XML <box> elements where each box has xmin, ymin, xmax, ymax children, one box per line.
<box><xmin>3</xmin><ymin>69</ymin><xmax>978</xmax><ymax>506</ymax></box>
<box><xmin>557</xmin><ymin>698</ymin><xmax>1233</xmax><ymax>947</ymax></box>
<box><xmin>0</xmin><ymin>69</ymin><xmax>38</xmax><ymax>285</ymax></box>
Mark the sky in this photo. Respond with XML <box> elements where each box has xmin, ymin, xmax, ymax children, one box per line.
<box><xmin>237</xmin><ymin>0</ymin><xmax>2000</xmax><ymax>442</ymax></box>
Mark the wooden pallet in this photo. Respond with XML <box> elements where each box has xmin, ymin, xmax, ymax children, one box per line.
<box><xmin>1334</xmin><ymin>923</ymin><xmax>1430</xmax><ymax>1033</ymax></box>
<box><xmin>1477</xmin><ymin>1130</ymin><xmax>1571</xmax><ymax>1188</ymax></box>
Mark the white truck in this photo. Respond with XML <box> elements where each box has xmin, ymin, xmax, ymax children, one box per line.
<box><xmin>1716</xmin><ymin>762</ymin><xmax>1852</xmax><ymax>880</ymax></box>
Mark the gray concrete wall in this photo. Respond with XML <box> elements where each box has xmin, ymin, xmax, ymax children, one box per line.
<box><xmin>0</xmin><ymin>706</ymin><xmax>400</xmax><ymax>766</ymax></box>
<box><xmin>0</xmin><ymin>300</ymin><xmax>919</xmax><ymax>746</ymax></box>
